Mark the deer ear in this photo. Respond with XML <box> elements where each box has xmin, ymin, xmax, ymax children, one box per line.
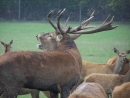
<box><xmin>126</xmin><ymin>50</ymin><xmax>130</xmax><ymax>54</ymax></box>
<box><xmin>69</xmin><ymin>34</ymin><xmax>81</xmax><ymax>40</ymax></box>
<box><xmin>0</xmin><ymin>41</ymin><xmax>5</xmax><ymax>46</ymax></box>
<box><xmin>10</xmin><ymin>40</ymin><xmax>13</xmax><ymax>45</ymax></box>
<box><xmin>56</xmin><ymin>34</ymin><xmax>63</xmax><ymax>42</ymax></box>
<box><xmin>114</xmin><ymin>48</ymin><xmax>119</xmax><ymax>54</ymax></box>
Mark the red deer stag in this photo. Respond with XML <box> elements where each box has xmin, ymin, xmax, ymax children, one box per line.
<box><xmin>0</xmin><ymin>9</ymin><xmax>117</xmax><ymax>98</ymax></box>
<box><xmin>36</xmin><ymin>9</ymin><xmax>117</xmax><ymax>98</ymax></box>
<box><xmin>0</xmin><ymin>40</ymin><xmax>13</xmax><ymax>53</ymax></box>
<box><xmin>0</xmin><ymin>9</ymin><xmax>81</xmax><ymax>98</ymax></box>
<box><xmin>68</xmin><ymin>82</ymin><xmax>107</xmax><ymax>98</ymax></box>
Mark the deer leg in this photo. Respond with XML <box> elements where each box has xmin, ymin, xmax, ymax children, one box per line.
<box><xmin>0</xmin><ymin>85</ymin><xmax>4</xmax><ymax>98</ymax></box>
<box><xmin>3</xmin><ymin>84</ymin><xmax>22</xmax><ymax>98</ymax></box>
<box><xmin>0</xmin><ymin>83</ymin><xmax>4</xmax><ymax>96</ymax></box>
<box><xmin>42</xmin><ymin>91</ymin><xmax>52</xmax><ymax>98</ymax></box>
<box><xmin>60</xmin><ymin>86</ymin><xmax>71</xmax><ymax>98</ymax></box>
<box><xmin>31</xmin><ymin>90</ymin><xmax>40</xmax><ymax>98</ymax></box>
<box><xmin>1</xmin><ymin>93</ymin><xmax>6</xmax><ymax>98</ymax></box>
<box><xmin>50</xmin><ymin>91</ymin><xmax>58</xmax><ymax>98</ymax></box>
<box><xmin>71</xmin><ymin>78</ymin><xmax>84</xmax><ymax>93</ymax></box>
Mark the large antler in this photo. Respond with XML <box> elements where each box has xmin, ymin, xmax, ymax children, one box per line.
<box><xmin>47</xmin><ymin>10</ymin><xmax>57</xmax><ymax>30</ymax></box>
<box><xmin>57</xmin><ymin>9</ymin><xmax>71</xmax><ymax>34</ymax></box>
<box><xmin>70</xmin><ymin>15</ymin><xmax>118</xmax><ymax>34</ymax></box>
<box><xmin>56</xmin><ymin>9</ymin><xmax>96</xmax><ymax>34</ymax></box>
<box><xmin>48</xmin><ymin>9</ymin><xmax>118</xmax><ymax>35</ymax></box>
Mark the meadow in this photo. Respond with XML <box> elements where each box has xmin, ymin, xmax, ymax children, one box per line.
<box><xmin>0</xmin><ymin>21</ymin><xmax>130</xmax><ymax>98</ymax></box>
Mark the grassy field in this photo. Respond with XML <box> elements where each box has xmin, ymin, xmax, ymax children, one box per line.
<box><xmin>0</xmin><ymin>21</ymin><xmax>130</xmax><ymax>98</ymax></box>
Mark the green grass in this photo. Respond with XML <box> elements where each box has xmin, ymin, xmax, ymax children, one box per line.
<box><xmin>0</xmin><ymin>21</ymin><xmax>130</xmax><ymax>97</ymax></box>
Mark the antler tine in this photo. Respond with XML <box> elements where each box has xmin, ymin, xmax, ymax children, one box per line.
<box><xmin>90</xmin><ymin>10</ymin><xmax>95</xmax><ymax>17</ymax></box>
<box><xmin>57</xmin><ymin>9</ymin><xmax>62</xmax><ymax>16</ymax></box>
<box><xmin>101</xmin><ymin>15</ymin><xmax>118</xmax><ymax>29</ymax></box>
<box><xmin>47</xmin><ymin>10</ymin><xmax>57</xmax><ymax>31</ymax></box>
<box><xmin>65</xmin><ymin>12</ymin><xmax>72</xmax><ymax>27</ymax></box>
<box><xmin>81</xmin><ymin>11</ymin><xmax>95</xmax><ymax>26</ymax></box>
<box><xmin>57</xmin><ymin>9</ymin><xmax>71</xmax><ymax>34</ymax></box>
<box><xmin>70</xmin><ymin>15</ymin><xmax>118</xmax><ymax>34</ymax></box>
<box><xmin>110</xmin><ymin>16</ymin><xmax>114</xmax><ymax>24</ymax></box>
<box><xmin>69</xmin><ymin>14</ymin><xmax>94</xmax><ymax>33</ymax></box>
<box><xmin>47</xmin><ymin>10</ymin><xmax>54</xmax><ymax>18</ymax></box>
<box><xmin>81</xmin><ymin>16</ymin><xmax>94</xmax><ymax>27</ymax></box>
<box><xmin>58</xmin><ymin>8</ymin><xmax>66</xmax><ymax>18</ymax></box>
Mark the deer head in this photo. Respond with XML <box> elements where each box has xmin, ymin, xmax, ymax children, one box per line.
<box><xmin>114</xmin><ymin>48</ymin><xmax>130</xmax><ymax>74</ymax></box>
<box><xmin>0</xmin><ymin>40</ymin><xmax>13</xmax><ymax>53</ymax></box>
<box><xmin>36</xmin><ymin>9</ymin><xmax>118</xmax><ymax>51</ymax></box>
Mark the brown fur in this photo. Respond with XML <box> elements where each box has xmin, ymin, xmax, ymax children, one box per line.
<box><xmin>0</xmin><ymin>40</ymin><xmax>13</xmax><ymax>53</ymax></box>
<box><xmin>68</xmin><ymin>82</ymin><xmax>107</xmax><ymax>98</ymax></box>
<box><xmin>0</xmin><ymin>33</ymin><xmax>82</xmax><ymax>98</ymax></box>
<box><xmin>107</xmin><ymin>56</ymin><xmax>130</xmax><ymax>75</ymax></box>
<box><xmin>0</xmin><ymin>89</ymin><xmax>39</xmax><ymax>98</ymax></box>
<box><xmin>85</xmin><ymin>67</ymin><xmax>130</xmax><ymax>97</ymax></box>
<box><xmin>107</xmin><ymin>57</ymin><xmax>117</xmax><ymax>65</ymax></box>
<box><xmin>81</xmin><ymin>61</ymin><xmax>114</xmax><ymax>80</ymax></box>
<box><xmin>81</xmin><ymin>58</ymin><xmax>130</xmax><ymax>79</ymax></box>
<box><xmin>112</xmin><ymin>82</ymin><xmax>130</xmax><ymax>98</ymax></box>
<box><xmin>0</xmin><ymin>40</ymin><xmax>42</xmax><ymax>98</ymax></box>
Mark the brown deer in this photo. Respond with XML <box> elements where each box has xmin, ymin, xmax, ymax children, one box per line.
<box><xmin>0</xmin><ymin>40</ymin><xmax>41</xmax><ymax>98</ymax></box>
<box><xmin>0</xmin><ymin>40</ymin><xmax>13</xmax><ymax>53</ymax></box>
<box><xmin>107</xmin><ymin>52</ymin><xmax>130</xmax><ymax>75</ymax></box>
<box><xmin>68</xmin><ymin>82</ymin><xmax>107</xmax><ymax>98</ymax></box>
<box><xmin>85</xmin><ymin>59</ymin><xmax>130</xmax><ymax>97</ymax></box>
<box><xmin>112</xmin><ymin>82</ymin><xmax>130</xmax><ymax>98</ymax></box>
<box><xmin>0</xmin><ymin>9</ymin><xmax>117</xmax><ymax>98</ymax></box>
<box><xmin>36</xmin><ymin>10</ymin><xmax>118</xmax><ymax>98</ymax></box>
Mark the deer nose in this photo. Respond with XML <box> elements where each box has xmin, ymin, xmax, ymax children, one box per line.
<box><xmin>36</xmin><ymin>35</ymin><xmax>38</xmax><ymax>38</ymax></box>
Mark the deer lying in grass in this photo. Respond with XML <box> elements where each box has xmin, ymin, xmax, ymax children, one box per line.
<box><xmin>112</xmin><ymin>82</ymin><xmax>130</xmax><ymax>98</ymax></box>
<box><xmin>68</xmin><ymin>82</ymin><xmax>107</xmax><ymax>98</ymax></box>
<box><xmin>85</xmin><ymin>57</ymin><xmax>130</xmax><ymax>97</ymax></box>
<box><xmin>0</xmin><ymin>9</ymin><xmax>117</xmax><ymax>98</ymax></box>
<box><xmin>0</xmin><ymin>40</ymin><xmax>13</xmax><ymax>53</ymax></box>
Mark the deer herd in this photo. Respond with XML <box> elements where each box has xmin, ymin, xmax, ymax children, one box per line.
<box><xmin>0</xmin><ymin>9</ymin><xmax>129</xmax><ymax>98</ymax></box>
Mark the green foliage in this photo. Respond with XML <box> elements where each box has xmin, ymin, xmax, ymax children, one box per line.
<box><xmin>0</xmin><ymin>0</ymin><xmax>130</xmax><ymax>21</ymax></box>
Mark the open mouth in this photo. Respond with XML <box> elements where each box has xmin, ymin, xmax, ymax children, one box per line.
<box><xmin>36</xmin><ymin>43</ymin><xmax>43</xmax><ymax>49</ymax></box>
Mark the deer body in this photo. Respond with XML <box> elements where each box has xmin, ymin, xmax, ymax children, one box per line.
<box><xmin>112</xmin><ymin>82</ymin><xmax>130</xmax><ymax>98</ymax></box>
<box><xmin>0</xmin><ymin>40</ymin><xmax>41</xmax><ymax>98</ymax></box>
<box><xmin>68</xmin><ymin>82</ymin><xmax>107</xmax><ymax>98</ymax></box>
<box><xmin>0</xmin><ymin>34</ymin><xmax>82</xmax><ymax>98</ymax></box>
<box><xmin>81</xmin><ymin>61</ymin><xmax>113</xmax><ymax>79</ymax></box>
<box><xmin>85</xmin><ymin>62</ymin><xmax>130</xmax><ymax>97</ymax></box>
